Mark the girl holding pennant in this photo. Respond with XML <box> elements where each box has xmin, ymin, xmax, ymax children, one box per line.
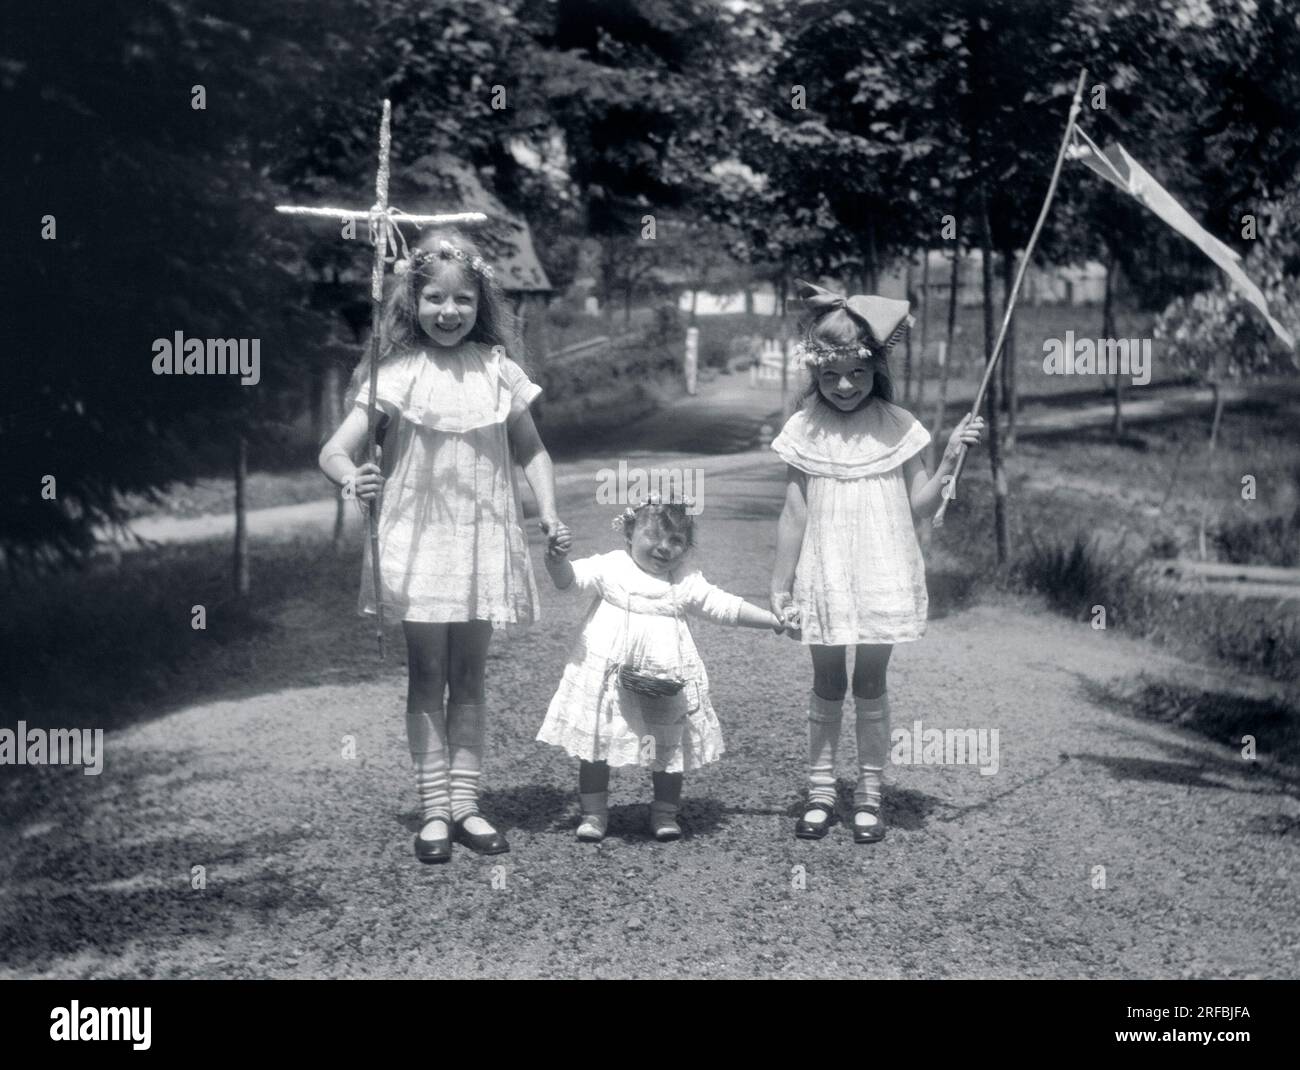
<box><xmin>319</xmin><ymin>228</ymin><xmax>569</xmax><ymax>864</ymax></box>
<box><xmin>770</xmin><ymin>282</ymin><xmax>983</xmax><ymax>844</ymax></box>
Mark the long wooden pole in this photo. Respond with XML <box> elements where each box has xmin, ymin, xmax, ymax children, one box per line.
<box><xmin>365</xmin><ymin>100</ymin><xmax>392</xmax><ymax>658</ymax></box>
<box><xmin>934</xmin><ymin>68</ymin><xmax>1087</xmax><ymax>527</ymax></box>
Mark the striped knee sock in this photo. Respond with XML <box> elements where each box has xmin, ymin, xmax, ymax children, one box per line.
<box><xmin>447</xmin><ymin>702</ymin><xmax>487</xmax><ymax>823</ymax></box>
<box><xmin>853</xmin><ymin>693</ymin><xmax>890</xmax><ymax>810</ymax></box>
<box><xmin>807</xmin><ymin>691</ymin><xmax>844</xmax><ymax>811</ymax></box>
<box><xmin>407</xmin><ymin>709</ymin><xmax>450</xmax><ymax>829</ymax></box>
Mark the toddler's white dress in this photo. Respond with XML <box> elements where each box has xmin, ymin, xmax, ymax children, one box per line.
<box><xmin>772</xmin><ymin>396</ymin><xmax>931</xmax><ymax>646</ymax></box>
<box><xmin>354</xmin><ymin>342</ymin><xmax>541</xmax><ymax>624</ymax></box>
<box><xmin>537</xmin><ymin>550</ymin><xmax>743</xmax><ymax>773</ymax></box>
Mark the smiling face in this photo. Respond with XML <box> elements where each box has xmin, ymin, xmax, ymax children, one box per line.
<box><xmin>416</xmin><ymin>261</ymin><xmax>478</xmax><ymax>347</ymax></box>
<box><xmin>816</xmin><ymin>354</ymin><xmax>875</xmax><ymax>411</ymax></box>
<box><xmin>627</xmin><ymin>513</ymin><xmax>691</xmax><ymax>577</ymax></box>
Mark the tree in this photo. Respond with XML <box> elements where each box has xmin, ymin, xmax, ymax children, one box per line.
<box><xmin>3</xmin><ymin>0</ymin><xmax>326</xmax><ymax>574</ymax></box>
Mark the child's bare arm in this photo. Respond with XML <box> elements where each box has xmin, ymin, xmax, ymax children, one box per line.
<box><xmin>770</xmin><ymin>466</ymin><xmax>807</xmax><ymax>627</ymax></box>
<box><xmin>319</xmin><ymin>408</ymin><xmax>383</xmax><ymax>500</ymax></box>
<box><xmin>733</xmin><ymin>601</ymin><xmax>785</xmax><ymax>631</ymax></box>
<box><xmin>687</xmin><ymin>583</ymin><xmax>784</xmax><ymax>633</ymax></box>
<box><xmin>906</xmin><ymin>413</ymin><xmax>985</xmax><ymax>519</ymax></box>
<box><xmin>509</xmin><ymin>408</ymin><xmax>568</xmax><ymax>553</ymax></box>
<box><xmin>545</xmin><ymin>556</ymin><xmax>575</xmax><ymax>590</ymax></box>
<box><xmin>544</xmin><ymin>531</ymin><xmax>576</xmax><ymax>589</ymax></box>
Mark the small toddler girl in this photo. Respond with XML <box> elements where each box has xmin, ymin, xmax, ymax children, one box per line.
<box><xmin>538</xmin><ymin>497</ymin><xmax>783</xmax><ymax>841</ymax></box>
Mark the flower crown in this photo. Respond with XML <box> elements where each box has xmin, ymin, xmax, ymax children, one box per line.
<box><xmin>611</xmin><ymin>493</ymin><xmax>697</xmax><ymax>531</ymax></box>
<box><xmin>394</xmin><ymin>240</ymin><xmax>495</xmax><ymax>281</ymax></box>
<box><xmin>797</xmin><ymin>317</ymin><xmax>913</xmax><ymax>369</ymax></box>
<box><xmin>797</xmin><ymin>339</ymin><xmax>882</xmax><ymax>368</ymax></box>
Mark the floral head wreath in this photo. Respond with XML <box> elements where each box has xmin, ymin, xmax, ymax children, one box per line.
<box><xmin>611</xmin><ymin>493</ymin><xmax>697</xmax><ymax>531</ymax></box>
<box><xmin>794</xmin><ymin>279</ymin><xmax>913</xmax><ymax>368</ymax></box>
<box><xmin>394</xmin><ymin>239</ymin><xmax>495</xmax><ymax>281</ymax></box>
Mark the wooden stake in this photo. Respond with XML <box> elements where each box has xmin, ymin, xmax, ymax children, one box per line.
<box><xmin>935</xmin><ymin>69</ymin><xmax>1088</xmax><ymax>528</ymax></box>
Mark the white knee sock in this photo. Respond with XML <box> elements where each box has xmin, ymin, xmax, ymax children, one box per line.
<box><xmin>807</xmin><ymin>691</ymin><xmax>844</xmax><ymax>811</ymax></box>
<box><xmin>579</xmin><ymin>791</ymin><xmax>609</xmax><ymax>820</ymax></box>
<box><xmin>447</xmin><ymin>701</ymin><xmax>487</xmax><ymax>822</ymax></box>
<box><xmin>407</xmin><ymin>707</ymin><xmax>450</xmax><ymax>829</ymax></box>
<box><xmin>578</xmin><ymin>792</ymin><xmax>609</xmax><ymax>838</ymax></box>
<box><xmin>853</xmin><ymin>693</ymin><xmax>889</xmax><ymax>811</ymax></box>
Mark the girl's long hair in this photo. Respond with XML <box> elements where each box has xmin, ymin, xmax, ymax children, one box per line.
<box><xmin>794</xmin><ymin>306</ymin><xmax>896</xmax><ymax>415</ymax></box>
<box><xmin>346</xmin><ymin>226</ymin><xmax>521</xmax><ymax>408</ymax></box>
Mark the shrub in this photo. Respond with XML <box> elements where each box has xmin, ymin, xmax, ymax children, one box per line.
<box><xmin>1016</xmin><ymin>530</ymin><xmax>1150</xmax><ymax>625</ymax></box>
<box><xmin>1211</xmin><ymin>506</ymin><xmax>1300</xmax><ymax>567</ymax></box>
<box><xmin>1149</xmin><ymin>532</ymin><xmax>1181</xmax><ymax>560</ymax></box>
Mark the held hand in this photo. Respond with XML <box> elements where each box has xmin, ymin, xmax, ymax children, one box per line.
<box><xmin>771</xmin><ymin>592</ymin><xmax>802</xmax><ymax>640</ymax></box>
<box><xmin>944</xmin><ymin>413</ymin><xmax>985</xmax><ymax>463</ymax></box>
<box><xmin>540</xmin><ymin>518</ymin><xmax>572</xmax><ymax>559</ymax></box>
<box><xmin>347</xmin><ymin>462</ymin><xmax>385</xmax><ymax>503</ymax></box>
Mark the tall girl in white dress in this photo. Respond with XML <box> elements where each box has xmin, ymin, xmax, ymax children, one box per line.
<box><xmin>319</xmin><ymin>228</ymin><xmax>568</xmax><ymax>864</ymax></box>
<box><xmin>539</xmin><ymin>499</ymin><xmax>783</xmax><ymax>841</ymax></box>
<box><xmin>770</xmin><ymin>281</ymin><xmax>983</xmax><ymax>844</ymax></box>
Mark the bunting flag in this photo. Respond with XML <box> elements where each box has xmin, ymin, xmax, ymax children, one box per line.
<box><xmin>1067</xmin><ymin>125</ymin><xmax>1294</xmax><ymax>349</ymax></box>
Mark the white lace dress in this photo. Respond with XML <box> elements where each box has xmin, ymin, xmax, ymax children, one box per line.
<box><xmin>353</xmin><ymin>342</ymin><xmax>541</xmax><ymax>624</ymax></box>
<box><xmin>536</xmin><ymin>550</ymin><xmax>744</xmax><ymax>773</ymax></box>
<box><xmin>772</xmin><ymin>396</ymin><xmax>931</xmax><ymax>646</ymax></box>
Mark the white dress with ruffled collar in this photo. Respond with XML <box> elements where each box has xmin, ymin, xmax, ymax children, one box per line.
<box><xmin>536</xmin><ymin>550</ymin><xmax>741</xmax><ymax>773</ymax></box>
<box><xmin>353</xmin><ymin>342</ymin><xmax>541</xmax><ymax>624</ymax></box>
<box><xmin>772</xmin><ymin>396</ymin><xmax>931</xmax><ymax>645</ymax></box>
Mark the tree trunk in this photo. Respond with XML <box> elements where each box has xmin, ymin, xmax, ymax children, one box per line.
<box><xmin>980</xmin><ymin>200</ymin><xmax>1010</xmax><ymax>565</ymax></box>
<box><xmin>308</xmin><ymin>364</ymin><xmax>323</xmax><ymax>448</ymax></box>
<box><xmin>1105</xmin><ymin>250</ymin><xmax>1122</xmax><ymax>438</ymax></box>
<box><xmin>1001</xmin><ymin>249</ymin><xmax>1017</xmax><ymax>451</ymax></box>
<box><xmin>689</xmin><ymin>287</ymin><xmax>699</xmax><ymax>324</ymax></box>
<box><xmin>903</xmin><ymin>258</ymin><xmax>914</xmax><ymax>403</ymax></box>
<box><xmin>601</xmin><ymin>236</ymin><xmax>616</xmax><ymax>323</ymax></box>
<box><xmin>917</xmin><ymin>248</ymin><xmax>931</xmax><ymax>410</ymax></box>
<box><xmin>324</xmin><ymin>363</ymin><xmax>347</xmax><ymax>551</ymax></box>
<box><xmin>866</xmin><ymin>219</ymin><xmax>879</xmax><ymax>292</ymax></box>
<box><xmin>1208</xmin><ymin>382</ymin><xmax>1225</xmax><ymax>448</ymax></box>
<box><xmin>233</xmin><ymin>430</ymin><xmax>250</xmax><ymax>597</ymax></box>
<box><xmin>930</xmin><ymin>245</ymin><xmax>961</xmax><ymax>471</ymax></box>
<box><xmin>998</xmin><ymin>254</ymin><xmax>1009</xmax><ymax>415</ymax></box>
<box><xmin>1197</xmin><ymin>382</ymin><xmax>1226</xmax><ymax>561</ymax></box>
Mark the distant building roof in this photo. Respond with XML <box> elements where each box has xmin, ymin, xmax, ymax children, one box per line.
<box><xmin>398</xmin><ymin>153</ymin><xmax>552</xmax><ymax>294</ymax></box>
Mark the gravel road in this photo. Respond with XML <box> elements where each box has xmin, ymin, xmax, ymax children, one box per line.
<box><xmin>2</xmin><ymin>451</ymin><xmax>1297</xmax><ymax>979</ymax></box>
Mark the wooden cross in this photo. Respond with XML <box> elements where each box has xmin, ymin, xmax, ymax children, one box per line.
<box><xmin>276</xmin><ymin>99</ymin><xmax>487</xmax><ymax>657</ymax></box>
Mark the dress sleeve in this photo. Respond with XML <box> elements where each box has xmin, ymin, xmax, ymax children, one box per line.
<box><xmin>352</xmin><ymin>356</ymin><xmax>411</xmax><ymax>423</ymax></box>
<box><xmin>678</xmin><ymin>572</ymin><xmax>744</xmax><ymax>625</ymax></box>
<box><xmin>770</xmin><ymin>408</ymin><xmax>812</xmax><ymax>474</ymax></box>
<box><xmin>566</xmin><ymin>553</ymin><xmax>608</xmax><ymax>598</ymax></box>
<box><xmin>497</xmin><ymin>350</ymin><xmax>543</xmax><ymax>420</ymax></box>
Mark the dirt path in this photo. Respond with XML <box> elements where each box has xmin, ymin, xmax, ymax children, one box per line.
<box><xmin>109</xmin><ymin>374</ymin><xmax>1299</xmax><ymax>551</ymax></box>
<box><xmin>3</xmin><ymin>452</ymin><xmax>1297</xmax><ymax>979</ymax></box>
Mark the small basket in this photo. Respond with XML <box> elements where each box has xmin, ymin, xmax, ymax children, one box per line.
<box><xmin>609</xmin><ymin>595</ymin><xmax>691</xmax><ymax>729</ymax></box>
<box><xmin>617</xmin><ymin>664</ymin><xmax>687</xmax><ymax>698</ymax></box>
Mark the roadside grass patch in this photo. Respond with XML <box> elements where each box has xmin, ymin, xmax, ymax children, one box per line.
<box><xmin>1212</xmin><ymin>505</ymin><xmax>1300</xmax><ymax>567</ymax></box>
<box><xmin>1111</xmin><ymin>675</ymin><xmax>1300</xmax><ymax>773</ymax></box>
<box><xmin>0</xmin><ymin>535</ymin><xmax>378</xmax><ymax>731</ymax></box>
